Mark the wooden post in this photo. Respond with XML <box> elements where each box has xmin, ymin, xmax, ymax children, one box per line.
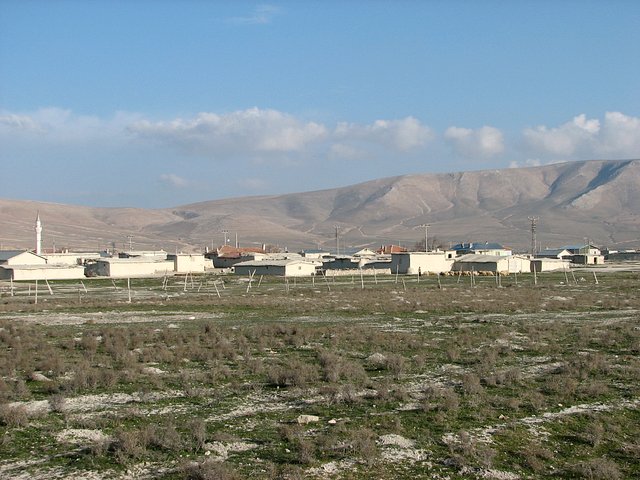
<box><xmin>563</xmin><ymin>266</ymin><xmax>569</xmax><ymax>284</ymax></box>
<box><xmin>457</xmin><ymin>268</ymin><xmax>462</xmax><ymax>284</ymax></box>
<box><xmin>395</xmin><ymin>265</ymin><xmax>399</xmax><ymax>284</ymax></box>
<box><xmin>213</xmin><ymin>281</ymin><xmax>221</xmax><ymax>298</ymax></box>
<box><xmin>593</xmin><ymin>271</ymin><xmax>599</xmax><ymax>285</ymax></box>
<box><xmin>45</xmin><ymin>279</ymin><xmax>53</xmax><ymax>295</ymax></box>
<box><xmin>80</xmin><ymin>280</ymin><xmax>88</xmax><ymax>293</ymax></box>
<box><xmin>111</xmin><ymin>278</ymin><xmax>118</xmax><ymax>290</ymax></box>
<box><xmin>127</xmin><ymin>277</ymin><xmax>132</xmax><ymax>303</ymax></box>
<box><xmin>258</xmin><ymin>275</ymin><xmax>264</xmax><ymax>287</ymax></box>
<box><xmin>322</xmin><ymin>271</ymin><xmax>331</xmax><ymax>292</ymax></box>
<box><xmin>437</xmin><ymin>273</ymin><xmax>442</xmax><ymax>289</ymax></box>
<box><xmin>34</xmin><ymin>280</ymin><xmax>38</xmax><ymax>304</ymax></box>
<box><xmin>571</xmin><ymin>270</ymin><xmax>578</xmax><ymax>285</ymax></box>
<box><xmin>183</xmin><ymin>274</ymin><xmax>188</xmax><ymax>292</ymax></box>
<box><xmin>533</xmin><ymin>264</ymin><xmax>538</xmax><ymax>285</ymax></box>
<box><xmin>10</xmin><ymin>277</ymin><xmax>14</xmax><ymax>296</ymax></box>
<box><xmin>246</xmin><ymin>270</ymin><xmax>255</xmax><ymax>293</ymax></box>
<box><xmin>374</xmin><ymin>269</ymin><xmax>378</xmax><ymax>285</ymax></box>
<box><xmin>360</xmin><ymin>269</ymin><xmax>364</xmax><ymax>289</ymax></box>
<box><xmin>402</xmin><ymin>278</ymin><xmax>406</xmax><ymax>291</ymax></box>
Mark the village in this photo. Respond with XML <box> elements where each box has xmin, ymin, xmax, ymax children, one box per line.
<box><xmin>0</xmin><ymin>214</ymin><xmax>627</xmax><ymax>283</ymax></box>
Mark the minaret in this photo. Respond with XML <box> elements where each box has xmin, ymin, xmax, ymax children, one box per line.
<box><xmin>35</xmin><ymin>212</ymin><xmax>43</xmax><ymax>255</ymax></box>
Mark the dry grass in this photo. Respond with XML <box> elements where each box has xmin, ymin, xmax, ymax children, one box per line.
<box><xmin>0</xmin><ymin>272</ymin><xmax>639</xmax><ymax>479</ymax></box>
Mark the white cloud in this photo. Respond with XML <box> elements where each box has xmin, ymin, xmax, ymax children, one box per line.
<box><xmin>597</xmin><ymin>111</ymin><xmax>640</xmax><ymax>156</ymax></box>
<box><xmin>0</xmin><ymin>112</ymin><xmax>42</xmax><ymax>132</ymax></box>
<box><xmin>508</xmin><ymin>159</ymin><xmax>542</xmax><ymax>168</ymax></box>
<box><xmin>335</xmin><ymin>116</ymin><xmax>433</xmax><ymax>152</ymax></box>
<box><xmin>159</xmin><ymin>173</ymin><xmax>189</xmax><ymax>188</ymax></box>
<box><xmin>227</xmin><ymin>5</ymin><xmax>282</xmax><ymax>25</ymax></box>
<box><xmin>129</xmin><ymin>108</ymin><xmax>328</xmax><ymax>155</ymax></box>
<box><xmin>444</xmin><ymin>125</ymin><xmax>504</xmax><ymax>157</ymax></box>
<box><xmin>329</xmin><ymin>143</ymin><xmax>367</xmax><ymax>160</ymax></box>
<box><xmin>0</xmin><ymin>107</ymin><xmax>140</xmax><ymax>144</ymax></box>
<box><xmin>523</xmin><ymin>114</ymin><xmax>600</xmax><ymax>156</ymax></box>
<box><xmin>522</xmin><ymin>112</ymin><xmax>640</xmax><ymax>159</ymax></box>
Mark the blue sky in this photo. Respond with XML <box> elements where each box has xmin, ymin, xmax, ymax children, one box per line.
<box><xmin>1</xmin><ymin>0</ymin><xmax>639</xmax><ymax>207</ymax></box>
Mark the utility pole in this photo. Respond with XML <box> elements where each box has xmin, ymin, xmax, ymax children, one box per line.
<box><xmin>126</xmin><ymin>235</ymin><xmax>133</xmax><ymax>252</ymax></box>
<box><xmin>417</xmin><ymin>224</ymin><xmax>430</xmax><ymax>252</ymax></box>
<box><xmin>334</xmin><ymin>225</ymin><xmax>340</xmax><ymax>255</ymax></box>
<box><xmin>528</xmin><ymin>217</ymin><xmax>539</xmax><ymax>256</ymax></box>
<box><xmin>222</xmin><ymin>229</ymin><xmax>229</xmax><ymax>246</ymax></box>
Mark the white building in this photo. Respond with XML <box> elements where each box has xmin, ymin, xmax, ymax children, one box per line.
<box><xmin>234</xmin><ymin>259</ymin><xmax>321</xmax><ymax>277</ymax></box>
<box><xmin>452</xmin><ymin>242</ymin><xmax>512</xmax><ymax>256</ymax></box>
<box><xmin>0</xmin><ymin>264</ymin><xmax>86</xmax><ymax>281</ymax></box>
<box><xmin>44</xmin><ymin>251</ymin><xmax>102</xmax><ymax>266</ymax></box>
<box><xmin>390</xmin><ymin>251</ymin><xmax>456</xmax><ymax>275</ymax></box>
<box><xmin>87</xmin><ymin>258</ymin><xmax>175</xmax><ymax>278</ymax></box>
<box><xmin>452</xmin><ymin>254</ymin><xmax>531</xmax><ymax>274</ymax></box>
<box><xmin>0</xmin><ymin>250</ymin><xmax>95</xmax><ymax>280</ymax></box>
<box><xmin>0</xmin><ymin>250</ymin><xmax>47</xmax><ymax>266</ymax></box>
<box><xmin>169</xmin><ymin>253</ymin><xmax>212</xmax><ymax>273</ymax></box>
<box><xmin>530</xmin><ymin>258</ymin><xmax>571</xmax><ymax>272</ymax></box>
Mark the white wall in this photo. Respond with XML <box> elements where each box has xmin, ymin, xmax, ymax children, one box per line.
<box><xmin>391</xmin><ymin>252</ymin><xmax>454</xmax><ymax>274</ymax></box>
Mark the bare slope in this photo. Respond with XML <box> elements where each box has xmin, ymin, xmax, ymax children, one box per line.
<box><xmin>1</xmin><ymin>159</ymin><xmax>639</xmax><ymax>251</ymax></box>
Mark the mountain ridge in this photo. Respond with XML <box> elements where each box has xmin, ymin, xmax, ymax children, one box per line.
<box><xmin>1</xmin><ymin>159</ymin><xmax>639</xmax><ymax>252</ymax></box>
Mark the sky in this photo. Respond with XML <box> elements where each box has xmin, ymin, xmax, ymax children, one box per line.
<box><xmin>1</xmin><ymin>0</ymin><xmax>639</xmax><ymax>208</ymax></box>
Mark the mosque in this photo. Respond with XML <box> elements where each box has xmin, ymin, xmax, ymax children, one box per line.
<box><xmin>0</xmin><ymin>214</ymin><xmax>210</xmax><ymax>281</ymax></box>
<box><xmin>0</xmin><ymin>213</ymin><xmax>92</xmax><ymax>281</ymax></box>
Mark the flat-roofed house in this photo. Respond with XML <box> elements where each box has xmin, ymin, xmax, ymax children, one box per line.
<box><xmin>0</xmin><ymin>264</ymin><xmax>86</xmax><ymax>281</ymax></box>
<box><xmin>43</xmin><ymin>251</ymin><xmax>102</xmax><ymax>265</ymax></box>
<box><xmin>563</xmin><ymin>244</ymin><xmax>605</xmax><ymax>265</ymax></box>
<box><xmin>452</xmin><ymin>242</ymin><xmax>512</xmax><ymax>256</ymax></box>
<box><xmin>233</xmin><ymin>259</ymin><xmax>321</xmax><ymax>277</ymax></box>
<box><xmin>452</xmin><ymin>254</ymin><xmax>530</xmax><ymax>274</ymax></box>
<box><xmin>0</xmin><ymin>250</ymin><xmax>87</xmax><ymax>280</ymax></box>
<box><xmin>530</xmin><ymin>258</ymin><xmax>571</xmax><ymax>272</ymax></box>
<box><xmin>168</xmin><ymin>253</ymin><xmax>212</xmax><ymax>273</ymax></box>
<box><xmin>390</xmin><ymin>251</ymin><xmax>456</xmax><ymax>275</ymax></box>
<box><xmin>86</xmin><ymin>258</ymin><xmax>174</xmax><ymax>278</ymax></box>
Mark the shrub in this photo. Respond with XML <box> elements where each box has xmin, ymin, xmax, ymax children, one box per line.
<box><xmin>385</xmin><ymin>353</ymin><xmax>406</xmax><ymax>379</ymax></box>
<box><xmin>187</xmin><ymin>418</ymin><xmax>207</xmax><ymax>452</ymax></box>
<box><xmin>349</xmin><ymin>427</ymin><xmax>378</xmax><ymax>466</ymax></box>
<box><xmin>0</xmin><ymin>403</ymin><xmax>29</xmax><ymax>427</ymax></box>
<box><xmin>572</xmin><ymin>457</ymin><xmax>622</xmax><ymax>480</ymax></box>
<box><xmin>182</xmin><ymin>459</ymin><xmax>240</xmax><ymax>480</ymax></box>
<box><xmin>48</xmin><ymin>393</ymin><xmax>67</xmax><ymax>413</ymax></box>
<box><xmin>112</xmin><ymin>428</ymin><xmax>147</xmax><ymax>463</ymax></box>
<box><xmin>265</xmin><ymin>359</ymin><xmax>317</xmax><ymax>388</ymax></box>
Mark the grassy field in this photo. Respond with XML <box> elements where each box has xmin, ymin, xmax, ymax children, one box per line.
<box><xmin>1</xmin><ymin>270</ymin><xmax>639</xmax><ymax>479</ymax></box>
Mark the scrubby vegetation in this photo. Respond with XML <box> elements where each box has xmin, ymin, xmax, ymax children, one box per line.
<box><xmin>0</xmin><ymin>271</ymin><xmax>639</xmax><ymax>478</ymax></box>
